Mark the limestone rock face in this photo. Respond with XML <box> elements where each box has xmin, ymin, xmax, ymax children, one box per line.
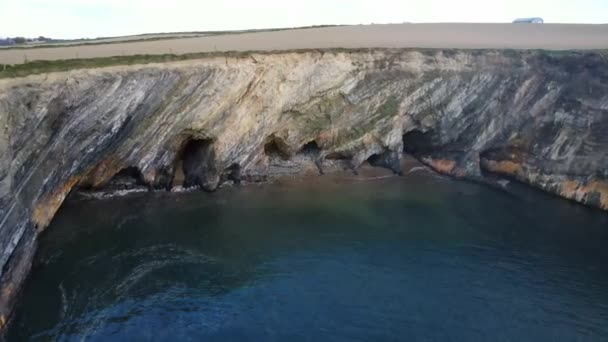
<box><xmin>0</xmin><ymin>49</ymin><xmax>607</xmax><ymax>328</ymax></box>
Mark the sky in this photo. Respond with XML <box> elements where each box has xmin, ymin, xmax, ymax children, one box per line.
<box><xmin>1</xmin><ymin>0</ymin><xmax>606</xmax><ymax>39</ymax></box>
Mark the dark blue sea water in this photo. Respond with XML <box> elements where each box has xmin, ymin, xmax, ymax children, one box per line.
<box><xmin>8</xmin><ymin>170</ymin><xmax>608</xmax><ymax>341</ymax></box>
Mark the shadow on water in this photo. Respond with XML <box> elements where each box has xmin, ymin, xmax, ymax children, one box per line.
<box><xmin>8</xmin><ymin>171</ymin><xmax>608</xmax><ymax>341</ymax></box>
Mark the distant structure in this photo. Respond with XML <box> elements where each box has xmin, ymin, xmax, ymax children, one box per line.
<box><xmin>513</xmin><ymin>17</ymin><xmax>544</xmax><ymax>24</ymax></box>
<box><xmin>0</xmin><ymin>36</ymin><xmax>53</xmax><ymax>46</ymax></box>
<box><xmin>0</xmin><ymin>38</ymin><xmax>15</xmax><ymax>46</ymax></box>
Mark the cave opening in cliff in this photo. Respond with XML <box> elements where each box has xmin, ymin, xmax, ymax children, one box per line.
<box><xmin>402</xmin><ymin>129</ymin><xmax>435</xmax><ymax>155</ymax></box>
<box><xmin>103</xmin><ymin>166</ymin><xmax>147</xmax><ymax>191</ymax></box>
<box><xmin>296</xmin><ymin>140</ymin><xmax>325</xmax><ymax>174</ymax></box>
<box><xmin>325</xmin><ymin>151</ymin><xmax>351</xmax><ymax>160</ymax></box>
<box><xmin>366</xmin><ymin>150</ymin><xmax>402</xmax><ymax>175</ymax></box>
<box><xmin>174</xmin><ymin>138</ymin><xmax>217</xmax><ymax>190</ymax></box>
<box><xmin>298</xmin><ymin>141</ymin><xmax>321</xmax><ymax>156</ymax></box>
<box><xmin>264</xmin><ymin>136</ymin><xmax>290</xmax><ymax>160</ymax></box>
<box><xmin>367</xmin><ymin>153</ymin><xmax>383</xmax><ymax>165</ymax></box>
<box><xmin>221</xmin><ymin>163</ymin><xmax>241</xmax><ymax>184</ymax></box>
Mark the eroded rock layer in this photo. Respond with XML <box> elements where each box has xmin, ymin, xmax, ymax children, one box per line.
<box><xmin>0</xmin><ymin>49</ymin><xmax>607</xmax><ymax>329</ymax></box>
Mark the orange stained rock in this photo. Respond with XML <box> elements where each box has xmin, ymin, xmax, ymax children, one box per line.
<box><xmin>560</xmin><ymin>180</ymin><xmax>580</xmax><ymax>196</ymax></box>
<box><xmin>32</xmin><ymin>176</ymin><xmax>81</xmax><ymax>231</ymax></box>
<box><xmin>425</xmin><ymin>158</ymin><xmax>466</xmax><ymax>178</ymax></box>
<box><xmin>428</xmin><ymin>159</ymin><xmax>456</xmax><ymax>174</ymax></box>
<box><xmin>483</xmin><ymin>160</ymin><xmax>523</xmax><ymax>175</ymax></box>
<box><xmin>452</xmin><ymin>168</ymin><xmax>467</xmax><ymax>178</ymax></box>
<box><xmin>85</xmin><ymin>157</ymin><xmax>125</xmax><ymax>188</ymax></box>
<box><xmin>560</xmin><ymin>180</ymin><xmax>608</xmax><ymax>210</ymax></box>
<box><xmin>590</xmin><ymin>181</ymin><xmax>608</xmax><ymax>209</ymax></box>
<box><xmin>1</xmin><ymin>284</ymin><xmax>13</xmax><ymax>298</ymax></box>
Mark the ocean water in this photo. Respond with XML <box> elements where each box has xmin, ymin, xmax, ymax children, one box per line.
<box><xmin>8</xmin><ymin>170</ymin><xmax>608</xmax><ymax>341</ymax></box>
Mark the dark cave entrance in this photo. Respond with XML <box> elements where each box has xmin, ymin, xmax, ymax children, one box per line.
<box><xmin>103</xmin><ymin>166</ymin><xmax>147</xmax><ymax>191</ymax></box>
<box><xmin>298</xmin><ymin>141</ymin><xmax>321</xmax><ymax>156</ymax></box>
<box><xmin>298</xmin><ymin>141</ymin><xmax>324</xmax><ymax>174</ymax></box>
<box><xmin>402</xmin><ymin>129</ymin><xmax>435</xmax><ymax>155</ymax></box>
<box><xmin>367</xmin><ymin>151</ymin><xmax>402</xmax><ymax>175</ymax></box>
<box><xmin>221</xmin><ymin>163</ymin><xmax>242</xmax><ymax>184</ymax></box>
<box><xmin>264</xmin><ymin>137</ymin><xmax>290</xmax><ymax>161</ymax></box>
<box><xmin>325</xmin><ymin>151</ymin><xmax>351</xmax><ymax>161</ymax></box>
<box><xmin>174</xmin><ymin>138</ymin><xmax>218</xmax><ymax>191</ymax></box>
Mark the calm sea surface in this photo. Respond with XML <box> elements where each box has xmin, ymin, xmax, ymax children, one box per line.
<box><xmin>8</xmin><ymin>170</ymin><xmax>608</xmax><ymax>341</ymax></box>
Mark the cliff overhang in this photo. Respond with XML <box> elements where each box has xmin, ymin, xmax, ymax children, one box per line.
<box><xmin>0</xmin><ymin>47</ymin><xmax>607</xmax><ymax>331</ymax></box>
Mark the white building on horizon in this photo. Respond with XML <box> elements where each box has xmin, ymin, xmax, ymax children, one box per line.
<box><xmin>513</xmin><ymin>17</ymin><xmax>544</xmax><ymax>24</ymax></box>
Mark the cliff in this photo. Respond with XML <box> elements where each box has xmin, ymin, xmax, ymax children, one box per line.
<box><xmin>1</xmin><ymin>48</ymin><xmax>607</xmax><ymax>329</ymax></box>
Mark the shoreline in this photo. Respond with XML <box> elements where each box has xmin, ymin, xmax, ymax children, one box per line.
<box><xmin>71</xmin><ymin>159</ymin><xmax>416</xmax><ymax>201</ymax></box>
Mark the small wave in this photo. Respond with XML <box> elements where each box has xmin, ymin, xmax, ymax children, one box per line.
<box><xmin>170</xmin><ymin>185</ymin><xmax>200</xmax><ymax>193</ymax></box>
<box><xmin>348</xmin><ymin>175</ymin><xmax>396</xmax><ymax>181</ymax></box>
<box><xmin>407</xmin><ymin>166</ymin><xmax>430</xmax><ymax>174</ymax></box>
<box><xmin>407</xmin><ymin>166</ymin><xmax>446</xmax><ymax>181</ymax></box>
<box><xmin>114</xmin><ymin>259</ymin><xmax>178</xmax><ymax>294</ymax></box>
<box><xmin>78</xmin><ymin>188</ymin><xmax>148</xmax><ymax>200</ymax></box>
<box><xmin>497</xmin><ymin>179</ymin><xmax>510</xmax><ymax>188</ymax></box>
<box><xmin>73</xmin><ymin>245</ymin><xmax>218</xmax><ymax>340</ymax></box>
<box><xmin>110</xmin><ymin>244</ymin><xmax>218</xmax><ymax>294</ymax></box>
<box><xmin>114</xmin><ymin>255</ymin><xmax>216</xmax><ymax>294</ymax></box>
<box><xmin>59</xmin><ymin>282</ymin><xmax>69</xmax><ymax>320</ymax></box>
<box><xmin>117</xmin><ymin>214</ymin><xmax>138</xmax><ymax>229</ymax></box>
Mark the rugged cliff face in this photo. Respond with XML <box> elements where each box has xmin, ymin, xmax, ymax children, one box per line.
<box><xmin>0</xmin><ymin>49</ymin><xmax>607</xmax><ymax>329</ymax></box>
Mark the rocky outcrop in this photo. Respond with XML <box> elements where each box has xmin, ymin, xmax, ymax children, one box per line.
<box><xmin>0</xmin><ymin>48</ymin><xmax>607</xmax><ymax>329</ymax></box>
